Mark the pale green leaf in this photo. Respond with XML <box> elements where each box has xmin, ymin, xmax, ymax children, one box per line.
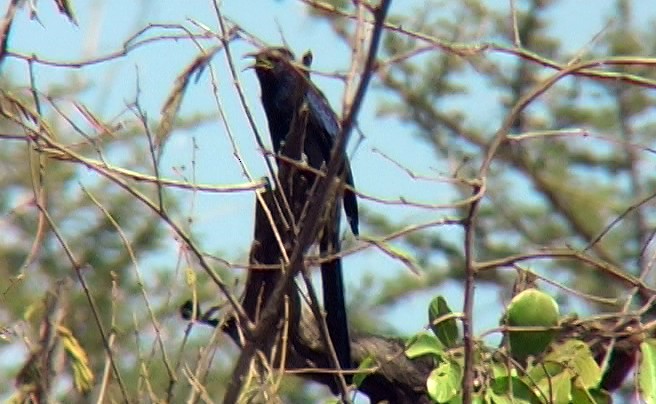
<box><xmin>639</xmin><ymin>339</ymin><xmax>656</xmax><ymax>403</ymax></box>
<box><xmin>491</xmin><ymin>376</ymin><xmax>539</xmax><ymax>404</ymax></box>
<box><xmin>429</xmin><ymin>296</ymin><xmax>459</xmax><ymax>348</ymax></box>
<box><xmin>547</xmin><ymin>340</ymin><xmax>601</xmax><ymax>389</ymax></box>
<box><xmin>405</xmin><ymin>332</ymin><xmax>444</xmax><ymax>359</ymax></box>
<box><xmin>353</xmin><ymin>355</ymin><xmax>375</xmax><ymax>387</ymax></box>
<box><xmin>426</xmin><ymin>360</ymin><xmax>461</xmax><ymax>403</ymax></box>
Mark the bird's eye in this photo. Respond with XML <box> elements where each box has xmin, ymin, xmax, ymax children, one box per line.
<box><xmin>302</xmin><ymin>50</ymin><xmax>313</xmax><ymax>67</ymax></box>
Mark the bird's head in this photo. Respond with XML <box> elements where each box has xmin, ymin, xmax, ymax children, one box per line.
<box><xmin>246</xmin><ymin>47</ymin><xmax>296</xmax><ymax>83</ymax></box>
<box><xmin>246</xmin><ymin>47</ymin><xmax>311</xmax><ymax>109</ymax></box>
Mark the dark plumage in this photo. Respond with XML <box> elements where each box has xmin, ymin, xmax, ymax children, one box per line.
<box><xmin>251</xmin><ymin>47</ymin><xmax>359</xmax><ymax>236</ymax></box>
<box><xmin>251</xmin><ymin>47</ymin><xmax>357</xmax><ymax>373</ymax></box>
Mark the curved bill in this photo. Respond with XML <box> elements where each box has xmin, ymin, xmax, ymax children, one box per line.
<box><xmin>241</xmin><ymin>51</ymin><xmax>274</xmax><ymax>72</ymax></box>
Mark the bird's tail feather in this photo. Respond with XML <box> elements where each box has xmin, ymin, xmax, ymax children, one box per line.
<box><xmin>320</xmin><ymin>205</ymin><xmax>352</xmax><ymax>375</ymax></box>
<box><xmin>342</xmin><ymin>164</ymin><xmax>359</xmax><ymax>236</ymax></box>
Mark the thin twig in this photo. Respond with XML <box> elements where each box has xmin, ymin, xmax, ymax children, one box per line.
<box><xmin>475</xmin><ymin>248</ymin><xmax>654</xmax><ymax>296</ymax></box>
<box><xmin>213</xmin><ymin>6</ymin><xmax>292</xmax><ymax>265</ymax></box>
<box><xmin>39</xmin><ymin>208</ymin><xmax>130</xmax><ymax>403</ymax></box>
<box><xmin>82</xmin><ymin>185</ymin><xmax>178</xmax><ymax>391</ymax></box>
<box><xmin>301</xmin><ymin>0</ymin><xmax>656</xmax><ymax>90</ymax></box>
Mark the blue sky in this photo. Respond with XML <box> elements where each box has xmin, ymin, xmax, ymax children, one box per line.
<box><xmin>5</xmin><ymin>0</ymin><xmax>655</xmax><ymax>344</ymax></box>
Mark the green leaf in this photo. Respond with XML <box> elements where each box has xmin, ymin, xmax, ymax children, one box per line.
<box><xmin>506</xmin><ymin>289</ymin><xmax>559</xmax><ymax>361</ymax></box>
<box><xmin>490</xmin><ymin>376</ymin><xmax>540</xmax><ymax>404</ymax></box>
<box><xmin>472</xmin><ymin>393</ymin><xmax>486</xmax><ymax>404</ymax></box>
<box><xmin>443</xmin><ymin>392</ymin><xmax>485</xmax><ymax>404</ymax></box>
<box><xmin>485</xmin><ymin>391</ymin><xmax>512</xmax><ymax>404</ymax></box>
<box><xmin>534</xmin><ymin>370</ymin><xmax>572</xmax><ymax>404</ymax></box>
<box><xmin>491</xmin><ymin>363</ymin><xmax>513</xmax><ymax>379</ymax></box>
<box><xmin>570</xmin><ymin>387</ymin><xmax>592</xmax><ymax>404</ymax></box>
<box><xmin>547</xmin><ymin>340</ymin><xmax>601</xmax><ymax>389</ymax></box>
<box><xmin>426</xmin><ymin>360</ymin><xmax>461</xmax><ymax>403</ymax></box>
<box><xmin>588</xmin><ymin>388</ymin><xmax>611</xmax><ymax>404</ymax></box>
<box><xmin>405</xmin><ymin>332</ymin><xmax>444</xmax><ymax>359</ymax></box>
<box><xmin>353</xmin><ymin>356</ymin><xmax>375</xmax><ymax>387</ymax></box>
<box><xmin>446</xmin><ymin>395</ymin><xmax>462</xmax><ymax>404</ymax></box>
<box><xmin>551</xmin><ymin>371</ymin><xmax>573</xmax><ymax>404</ymax></box>
<box><xmin>639</xmin><ymin>339</ymin><xmax>656</xmax><ymax>402</ymax></box>
<box><xmin>571</xmin><ymin>386</ymin><xmax>599</xmax><ymax>404</ymax></box>
<box><xmin>526</xmin><ymin>361</ymin><xmax>566</xmax><ymax>382</ymax></box>
<box><xmin>429</xmin><ymin>296</ymin><xmax>459</xmax><ymax>348</ymax></box>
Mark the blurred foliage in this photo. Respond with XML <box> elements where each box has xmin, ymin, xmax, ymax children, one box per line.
<box><xmin>2</xmin><ymin>0</ymin><xmax>656</xmax><ymax>402</ymax></box>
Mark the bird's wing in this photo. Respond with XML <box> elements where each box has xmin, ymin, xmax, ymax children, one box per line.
<box><xmin>306</xmin><ymin>84</ymin><xmax>359</xmax><ymax>236</ymax></box>
<box><xmin>306</xmin><ymin>85</ymin><xmax>341</xmax><ymax>153</ymax></box>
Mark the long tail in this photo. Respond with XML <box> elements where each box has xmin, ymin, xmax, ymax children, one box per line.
<box><xmin>320</xmin><ymin>204</ymin><xmax>352</xmax><ymax>374</ymax></box>
<box><xmin>342</xmin><ymin>162</ymin><xmax>359</xmax><ymax>237</ymax></box>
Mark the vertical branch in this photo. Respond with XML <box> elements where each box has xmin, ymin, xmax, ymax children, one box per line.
<box><xmin>342</xmin><ymin>0</ymin><xmax>367</xmax><ymax>109</ymax></box>
<box><xmin>21</xmin><ymin>58</ymin><xmax>49</xmax><ymax>273</ymax></box>
<box><xmin>508</xmin><ymin>0</ymin><xmax>521</xmax><ymax>47</ymax></box>
<box><xmin>461</xmin><ymin>191</ymin><xmax>479</xmax><ymax>402</ymax></box>
<box><xmin>0</xmin><ymin>0</ymin><xmax>19</xmax><ymax>67</ymax></box>
<box><xmin>461</xmin><ymin>57</ymin><xmax>606</xmax><ymax>404</ymax></box>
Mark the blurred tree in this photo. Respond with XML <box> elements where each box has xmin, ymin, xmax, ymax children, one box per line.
<box><xmin>313</xmin><ymin>0</ymin><xmax>656</xmax><ymax>316</ymax></box>
<box><xmin>2</xmin><ymin>0</ymin><xmax>656</xmax><ymax>402</ymax></box>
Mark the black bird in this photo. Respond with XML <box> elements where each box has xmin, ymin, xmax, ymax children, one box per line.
<box><xmin>250</xmin><ymin>47</ymin><xmax>358</xmax><ymax>372</ymax></box>
<box><xmin>251</xmin><ymin>48</ymin><xmax>359</xmax><ymax>236</ymax></box>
